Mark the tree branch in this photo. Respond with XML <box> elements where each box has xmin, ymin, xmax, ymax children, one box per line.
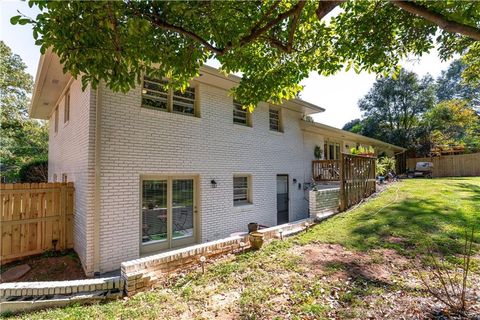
<box><xmin>233</xmin><ymin>0</ymin><xmax>308</xmax><ymax>50</ymax></box>
<box><xmin>392</xmin><ymin>0</ymin><xmax>480</xmax><ymax>41</ymax></box>
<box><xmin>316</xmin><ymin>0</ymin><xmax>344</xmax><ymax>20</ymax></box>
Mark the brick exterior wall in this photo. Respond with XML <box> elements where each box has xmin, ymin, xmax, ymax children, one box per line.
<box><xmin>47</xmin><ymin>79</ymin><xmax>96</xmax><ymax>275</ymax></box>
<box><xmin>48</xmin><ymin>77</ymin><xmax>327</xmax><ymax>274</ymax></box>
<box><xmin>97</xmin><ymin>82</ymin><xmax>319</xmax><ymax>272</ymax></box>
<box><xmin>308</xmin><ymin>187</ymin><xmax>340</xmax><ymax>220</ymax></box>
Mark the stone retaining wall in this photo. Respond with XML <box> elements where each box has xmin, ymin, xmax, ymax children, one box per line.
<box><xmin>121</xmin><ymin>219</ymin><xmax>312</xmax><ymax>296</ymax></box>
<box><xmin>0</xmin><ymin>277</ymin><xmax>124</xmax><ymax>314</ymax></box>
<box><xmin>309</xmin><ymin>187</ymin><xmax>340</xmax><ymax>220</ymax></box>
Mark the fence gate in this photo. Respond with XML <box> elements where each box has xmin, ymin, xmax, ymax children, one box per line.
<box><xmin>1</xmin><ymin>182</ymin><xmax>74</xmax><ymax>265</ymax></box>
<box><xmin>339</xmin><ymin>154</ymin><xmax>376</xmax><ymax>211</ymax></box>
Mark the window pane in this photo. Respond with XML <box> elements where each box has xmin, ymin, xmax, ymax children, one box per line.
<box><xmin>233</xmin><ymin>101</ymin><xmax>247</xmax><ymax>125</ymax></box>
<box><xmin>269</xmin><ymin>109</ymin><xmax>280</xmax><ymax>131</ymax></box>
<box><xmin>233</xmin><ymin>176</ymin><xmax>249</xmax><ymax>204</ymax></box>
<box><xmin>142</xmin><ymin>78</ymin><xmax>168</xmax><ymax>110</ymax></box>
<box><xmin>142</xmin><ymin>180</ymin><xmax>167</xmax><ymax>243</ymax></box>
<box><xmin>173</xmin><ymin>87</ymin><xmax>195</xmax><ymax>115</ymax></box>
<box><xmin>172</xmin><ymin>179</ymin><xmax>194</xmax><ymax>239</ymax></box>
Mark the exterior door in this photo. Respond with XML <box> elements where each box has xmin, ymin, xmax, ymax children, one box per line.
<box><xmin>276</xmin><ymin>175</ymin><xmax>289</xmax><ymax>225</ymax></box>
<box><xmin>141</xmin><ymin>176</ymin><xmax>197</xmax><ymax>254</ymax></box>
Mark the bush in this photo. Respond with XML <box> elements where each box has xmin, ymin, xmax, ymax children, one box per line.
<box><xmin>18</xmin><ymin>158</ymin><xmax>48</xmax><ymax>183</ymax></box>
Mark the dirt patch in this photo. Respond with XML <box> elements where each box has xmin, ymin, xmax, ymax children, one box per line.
<box><xmin>297</xmin><ymin>243</ymin><xmax>409</xmax><ymax>283</ymax></box>
<box><xmin>0</xmin><ymin>250</ymin><xmax>86</xmax><ymax>282</ymax></box>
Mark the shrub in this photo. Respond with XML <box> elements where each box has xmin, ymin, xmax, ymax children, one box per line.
<box><xmin>18</xmin><ymin>158</ymin><xmax>48</xmax><ymax>183</ymax></box>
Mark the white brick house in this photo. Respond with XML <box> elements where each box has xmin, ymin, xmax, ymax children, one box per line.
<box><xmin>30</xmin><ymin>49</ymin><xmax>405</xmax><ymax>275</ymax></box>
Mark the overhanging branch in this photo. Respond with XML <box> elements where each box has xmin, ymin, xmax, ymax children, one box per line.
<box><xmin>392</xmin><ymin>0</ymin><xmax>480</xmax><ymax>41</ymax></box>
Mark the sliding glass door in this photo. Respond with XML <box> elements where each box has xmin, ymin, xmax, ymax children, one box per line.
<box><xmin>141</xmin><ymin>176</ymin><xmax>197</xmax><ymax>254</ymax></box>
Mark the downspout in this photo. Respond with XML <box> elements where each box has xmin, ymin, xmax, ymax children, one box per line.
<box><xmin>93</xmin><ymin>84</ymin><xmax>102</xmax><ymax>275</ymax></box>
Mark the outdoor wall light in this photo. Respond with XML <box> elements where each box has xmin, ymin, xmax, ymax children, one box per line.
<box><xmin>210</xmin><ymin>179</ymin><xmax>217</xmax><ymax>188</ymax></box>
<box><xmin>293</xmin><ymin>178</ymin><xmax>297</xmax><ymax>184</ymax></box>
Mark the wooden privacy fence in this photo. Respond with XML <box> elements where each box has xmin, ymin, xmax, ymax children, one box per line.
<box><xmin>1</xmin><ymin>182</ymin><xmax>74</xmax><ymax>265</ymax></box>
<box><xmin>339</xmin><ymin>154</ymin><xmax>376</xmax><ymax>211</ymax></box>
<box><xmin>407</xmin><ymin>153</ymin><xmax>480</xmax><ymax>177</ymax></box>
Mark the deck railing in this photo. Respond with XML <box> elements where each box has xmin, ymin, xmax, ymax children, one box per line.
<box><xmin>312</xmin><ymin>160</ymin><xmax>340</xmax><ymax>181</ymax></box>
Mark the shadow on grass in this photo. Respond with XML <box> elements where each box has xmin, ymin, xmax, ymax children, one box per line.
<box><xmin>347</xmin><ymin>184</ymin><xmax>479</xmax><ymax>256</ymax></box>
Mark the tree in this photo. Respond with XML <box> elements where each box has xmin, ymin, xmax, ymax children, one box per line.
<box><xmin>436</xmin><ymin>59</ymin><xmax>480</xmax><ymax>110</ymax></box>
<box><xmin>0</xmin><ymin>41</ymin><xmax>48</xmax><ymax>182</ymax></box>
<box><xmin>341</xmin><ymin>119</ymin><xmax>361</xmax><ymax>133</ymax></box>
<box><xmin>424</xmin><ymin>99</ymin><xmax>480</xmax><ymax>152</ymax></box>
<box><xmin>357</xmin><ymin>69</ymin><xmax>436</xmax><ymax>149</ymax></box>
<box><xmin>11</xmin><ymin>1</ymin><xmax>480</xmax><ymax>109</ymax></box>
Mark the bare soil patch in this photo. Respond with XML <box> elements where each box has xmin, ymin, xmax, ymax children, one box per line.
<box><xmin>296</xmin><ymin>244</ymin><xmax>480</xmax><ymax>319</ymax></box>
<box><xmin>0</xmin><ymin>250</ymin><xmax>85</xmax><ymax>283</ymax></box>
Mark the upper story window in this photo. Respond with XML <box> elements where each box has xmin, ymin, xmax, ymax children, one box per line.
<box><xmin>269</xmin><ymin>107</ymin><xmax>281</xmax><ymax>132</ymax></box>
<box><xmin>141</xmin><ymin>77</ymin><xmax>198</xmax><ymax>117</ymax></box>
<box><xmin>142</xmin><ymin>77</ymin><xmax>168</xmax><ymax>111</ymax></box>
<box><xmin>233</xmin><ymin>175</ymin><xmax>251</xmax><ymax>206</ymax></box>
<box><xmin>233</xmin><ymin>100</ymin><xmax>252</xmax><ymax>126</ymax></box>
<box><xmin>172</xmin><ymin>87</ymin><xmax>196</xmax><ymax>115</ymax></box>
<box><xmin>64</xmin><ymin>91</ymin><xmax>70</xmax><ymax>123</ymax></box>
<box><xmin>54</xmin><ymin>106</ymin><xmax>59</xmax><ymax>133</ymax></box>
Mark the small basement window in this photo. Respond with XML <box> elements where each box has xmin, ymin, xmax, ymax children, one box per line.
<box><xmin>233</xmin><ymin>175</ymin><xmax>251</xmax><ymax>206</ymax></box>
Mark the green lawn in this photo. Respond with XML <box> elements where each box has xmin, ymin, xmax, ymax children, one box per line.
<box><xmin>6</xmin><ymin>178</ymin><xmax>480</xmax><ymax>319</ymax></box>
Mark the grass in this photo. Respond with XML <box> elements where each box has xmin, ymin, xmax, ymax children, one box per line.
<box><xmin>5</xmin><ymin>178</ymin><xmax>480</xmax><ymax>319</ymax></box>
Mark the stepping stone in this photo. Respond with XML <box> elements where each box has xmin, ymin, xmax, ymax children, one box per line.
<box><xmin>0</xmin><ymin>264</ymin><xmax>31</xmax><ymax>282</ymax></box>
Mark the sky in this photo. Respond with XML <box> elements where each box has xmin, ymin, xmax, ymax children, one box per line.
<box><xmin>1</xmin><ymin>1</ymin><xmax>453</xmax><ymax>128</ymax></box>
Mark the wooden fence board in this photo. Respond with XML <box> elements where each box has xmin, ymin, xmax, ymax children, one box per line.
<box><xmin>407</xmin><ymin>153</ymin><xmax>480</xmax><ymax>177</ymax></box>
<box><xmin>0</xmin><ymin>182</ymin><xmax>74</xmax><ymax>265</ymax></box>
<box><xmin>340</xmin><ymin>154</ymin><xmax>376</xmax><ymax>211</ymax></box>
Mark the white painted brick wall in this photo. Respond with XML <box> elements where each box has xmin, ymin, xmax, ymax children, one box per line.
<box><xmin>47</xmin><ymin>77</ymin><xmax>330</xmax><ymax>274</ymax></box>
<box><xmin>97</xmin><ymin>82</ymin><xmax>319</xmax><ymax>272</ymax></box>
<box><xmin>47</xmin><ymin>79</ymin><xmax>96</xmax><ymax>275</ymax></box>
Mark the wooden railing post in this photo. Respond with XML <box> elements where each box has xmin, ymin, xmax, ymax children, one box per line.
<box><xmin>339</xmin><ymin>153</ymin><xmax>346</xmax><ymax>212</ymax></box>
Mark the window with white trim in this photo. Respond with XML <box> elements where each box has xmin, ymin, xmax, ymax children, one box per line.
<box><xmin>269</xmin><ymin>107</ymin><xmax>281</xmax><ymax>132</ymax></box>
<box><xmin>141</xmin><ymin>77</ymin><xmax>198</xmax><ymax>116</ymax></box>
<box><xmin>233</xmin><ymin>100</ymin><xmax>252</xmax><ymax>126</ymax></box>
<box><xmin>233</xmin><ymin>175</ymin><xmax>251</xmax><ymax>205</ymax></box>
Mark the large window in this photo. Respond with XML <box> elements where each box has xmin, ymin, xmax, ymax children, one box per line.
<box><xmin>233</xmin><ymin>175</ymin><xmax>251</xmax><ymax>205</ymax></box>
<box><xmin>269</xmin><ymin>108</ymin><xmax>281</xmax><ymax>132</ymax></box>
<box><xmin>233</xmin><ymin>100</ymin><xmax>251</xmax><ymax>126</ymax></box>
<box><xmin>141</xmin><ymin>77</ymin><xmax>197</xmax><ymax>116</ymax></box>
<box><xmin>142</xmin><ymin>177</ymin><xmax>196</xmax><ymax>252</ymax></box>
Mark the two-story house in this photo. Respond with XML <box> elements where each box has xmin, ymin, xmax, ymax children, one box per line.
<box><xmin>30</xmin><ymin>49</ymin><xmax>404</xmax><ymax>275</ymax></box>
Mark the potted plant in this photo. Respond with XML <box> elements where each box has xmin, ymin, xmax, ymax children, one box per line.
<box><xmin>314</xmin><ymin>145</ymin><xmax>323</xmax><ymax>160</ymax></box>
<box><xmin>248</xmin><ymin>222</ymin><xmax>259</xmax><ymax>233</ymax></box>
<box><xmin>249</xmin><ymin>231</ymin><xmax>264</xmax><ymax>250</ymax></box>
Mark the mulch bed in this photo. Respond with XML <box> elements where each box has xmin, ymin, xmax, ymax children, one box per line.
<box><xmin>0</xmin><ymin>249</ymin><xmax>86</xmax><ymax>283</ymax></box>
